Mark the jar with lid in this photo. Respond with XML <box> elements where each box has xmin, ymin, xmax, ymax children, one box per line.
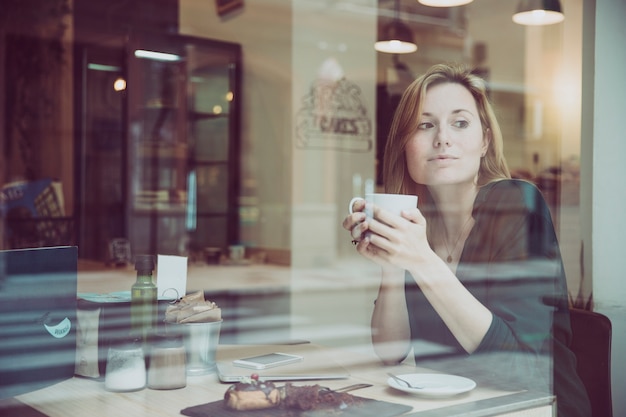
<box><xmin>104</xmin><ymin>337</ymin><xmax>146</xmax><ymax>392</ymax></box>
<box><xmin>147</xmin><ymin>333</ymin><xmax>186</xmax><ymax>390</ymax></box>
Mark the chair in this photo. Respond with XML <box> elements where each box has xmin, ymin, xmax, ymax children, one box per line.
<box><xmin>568</xmin><ymin>308</ymin><xmax>613</xmax><ymax>417</ymax></box>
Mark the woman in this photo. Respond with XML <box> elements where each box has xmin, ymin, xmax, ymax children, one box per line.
<box><xmin>343</xmin><ymin>64</ymin><xmax>590</xmax><ymax>417</ymax></box>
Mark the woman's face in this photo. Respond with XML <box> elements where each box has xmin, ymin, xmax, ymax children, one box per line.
<box><xmin>405</xmin><ymin>82</ymin><xmax>489</xmax><ymax>188</ymax></box>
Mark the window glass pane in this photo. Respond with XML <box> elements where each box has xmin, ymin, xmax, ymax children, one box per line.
<box><xmin>193</xmin><ymin>118</ymin><xmax>229</xmax><ymax>161</ymax></box>
<box><xmin>191</xmin><ymin>216</ymin><xmax>228</xmax><ymax>248</ymax></box>
<box><xmin>195</xmin><ymin>165</ymin><xmax>229</xmax><ymax>213</ymax></box>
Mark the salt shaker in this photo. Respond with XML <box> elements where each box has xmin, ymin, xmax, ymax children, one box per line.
<box><xmin>104</xmin><ymin>337</ymin><xmax>146</xmax><ymax>392</ymax></box>
<box><xmin>147</xmin><ymin>333</ymin><xmax>186</xmax><ymax>390</ymax></box>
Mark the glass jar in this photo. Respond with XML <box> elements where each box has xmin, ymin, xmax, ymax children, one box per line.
<box><xmin>104</xmin><ymin>337</ymin><xmax>146</xmax><ymax>392</ymax></box>
<box><xmin>147</xmin><ymin>334</ymin><xmax>186</xmax><ymax>390</ymax></box>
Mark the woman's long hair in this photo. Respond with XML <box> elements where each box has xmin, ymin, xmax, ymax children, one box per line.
<box><xmin>382</xmin><ymin>63</ymin><xmax>510</xmax><ymax>203</ymax></box>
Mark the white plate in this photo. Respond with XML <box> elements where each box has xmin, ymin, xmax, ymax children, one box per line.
<box><xmin>387</xmin><ymin>373</ymin><xmax>476</xmax><ymax>398</ymax></box>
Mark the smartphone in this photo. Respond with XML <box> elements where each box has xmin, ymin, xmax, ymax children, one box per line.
<box><xmin>233</xmin><ymin>352</ymin><xmax>303</xmax><ymax>370</ymax></box>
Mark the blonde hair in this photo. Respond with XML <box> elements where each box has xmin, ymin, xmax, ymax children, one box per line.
<box><xmin>382</xmin><ymin>63</ymin><xmax>510</xmax><ymax>196</ymax></box>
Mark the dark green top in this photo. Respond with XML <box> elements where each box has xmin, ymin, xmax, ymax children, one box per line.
<box><xmin>405</xmin><ymin>179</ymin><xmax>590</xmax><ymax>417</ymax></box>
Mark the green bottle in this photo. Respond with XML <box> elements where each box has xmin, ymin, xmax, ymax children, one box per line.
<box><xmin>131</xmin><ymin>254</ymin><xmax>157</xmax><ymax>343</ymax></box>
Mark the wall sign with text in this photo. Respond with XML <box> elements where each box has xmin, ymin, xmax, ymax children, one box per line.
<box><xmin>295</xmin><ymin>77</ymin><xmax>373</xmax><ymax>152</ymax></box>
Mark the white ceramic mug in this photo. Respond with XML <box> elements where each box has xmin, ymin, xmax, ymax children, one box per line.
<box><xmin>348</xmin><ymin>193</ymin><xmax>418</xmax><ymax>216</ymax></box>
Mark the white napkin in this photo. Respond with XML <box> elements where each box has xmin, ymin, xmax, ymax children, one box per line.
<box><xmin>157</xmin><ymin>255</ymin><xmax>187</xmax><ymax>301</ymax></box>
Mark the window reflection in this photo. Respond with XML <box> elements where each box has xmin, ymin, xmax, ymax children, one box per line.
<box><xmin>0</xmin><ymin>1</ymin><xmax>592</xmax><ymax>413</ymax></box>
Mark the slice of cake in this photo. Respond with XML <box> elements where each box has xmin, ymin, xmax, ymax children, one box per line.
<box><xmin>223</xmin><ymin>375</ymin><xmax>362</xmax><ymax>412</ymax></box>
<box><xmin>282</xmin><ymin>383</ymin><xmax>361</xmax><ymax>411</ymax></box>
<box><xmin>223</xmin><ymin>375</ymin><xmax>281</xmax><ymax>411</ymax></box>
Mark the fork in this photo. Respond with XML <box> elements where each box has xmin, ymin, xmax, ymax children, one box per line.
<box><xmin>320</xmin><ymin>383</ymin><xmax>373</xmax><ymax>393</ymax></box>
<box><xmin>387</xmin><ymin>372</ymin><xmax>424</xmax><ymax>389</ymax></box>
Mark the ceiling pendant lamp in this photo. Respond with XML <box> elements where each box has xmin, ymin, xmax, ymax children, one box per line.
<box><xmin>375</xmin><ymin>0</ymin><xmax>417</xmax><ymax>54</ymax></box>
<box><xmin>512</xmin><ymin>0</ymin><xmax>564</xmax><ymax>26</ymax></box>
<box><xmin>418</xmin><ymin>0</ymin><xmax>473</xmax><ymax>6</ymax></box>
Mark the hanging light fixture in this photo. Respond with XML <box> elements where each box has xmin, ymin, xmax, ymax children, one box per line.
<box><xmin>418</xmin><ymin>0</ymin><xmax>473</xmax><ymax>6</ymax></box>
<box><xmin>375</xmin><ymin>0</ymin><xmax>417</xmax><ymax>54</ymax></box>
<box><xmin>512</xmin><ymin>0</ymin><xmax>564</xmax><ymax>26</ymax></box>
<box><xmin>113</xmin><ymin>77</ymin><xmax>127</xmax><ymax>92</ymax></box>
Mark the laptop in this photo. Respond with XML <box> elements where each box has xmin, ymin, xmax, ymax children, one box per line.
<box><xmin>216</xmin><ymin>343</ymin><xmax>350</xmax><ymax>382</ymax></box>
<box><xmin>0</xmin><ymin>246</ymin><xmax>78</xmax><ymax>399</ymax></box>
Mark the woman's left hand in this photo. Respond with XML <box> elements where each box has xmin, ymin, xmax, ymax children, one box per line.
<box><xmin>357</xmin><ymin>205</ymin><xmax>434</xmax><ymax>271</ymax></box>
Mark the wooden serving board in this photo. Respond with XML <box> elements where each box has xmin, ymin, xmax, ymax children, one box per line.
<box><xmin>180</xmin><ymin>396</ymin><xmax>412</xmax><ymax>417</ymax></box>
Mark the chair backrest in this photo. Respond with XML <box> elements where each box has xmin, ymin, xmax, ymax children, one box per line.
<box><xmin>568</xmin><ymin>308</ymin><xmax>613</xmax><ymax>417</ymax></box>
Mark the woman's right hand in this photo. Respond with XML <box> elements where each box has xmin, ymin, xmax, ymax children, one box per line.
<box><xmin>342</xmin><ymin>197</ymin><xmax>369</xmax><ymax>243</ymax></box>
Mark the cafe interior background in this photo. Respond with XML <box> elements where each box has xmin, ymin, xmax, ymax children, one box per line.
<box><xmin>0</xmin><ymin>0</ymin><xmax>624</xmax><ymax>414</ymax></box>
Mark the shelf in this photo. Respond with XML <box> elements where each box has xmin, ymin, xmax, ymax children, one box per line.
<box><xmin>141</xmin><ymin>103</ymin><xmax>179</xmax><ymax>110</ymax></box>
<box><xmin>133</xmin><ymin>191</ymin><xmax>187</xmax><ymax>214</ymax></box>
<box><xmin>189</xmin><ymin>111</ymin><xmax>229</xmax><ymax>121</ymax></box>
<box><xmin>137</xmin><ymin>142</ymin><xmax>188</xmax><ymax>158</ymax></box>
<box><xmin>194</xmin><ymin>158</ymin><xmax>229</xmax><ymax>164</ymax></box>
<box><xmin>132</xmin><ymin>206</ymin><xmax>187</xmax><ymax>215</ymax></box>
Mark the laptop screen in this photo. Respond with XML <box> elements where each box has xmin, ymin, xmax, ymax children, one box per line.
<box><xmin>0</xmin><ymin>246</ymin><xmax>78</xmax><ymax>399</ymax></box>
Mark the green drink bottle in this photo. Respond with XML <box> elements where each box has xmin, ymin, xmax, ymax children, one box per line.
<box><xmin>131</xmin><ymin>254</ymin><xmax>157</xmax><ymax>343</ymax></box>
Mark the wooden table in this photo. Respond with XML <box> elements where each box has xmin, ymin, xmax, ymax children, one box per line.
<box><xmin>76</xmin><ymin>261</ymin><xmax>295</xmax><ymax>345</ymax></box>
<box><xmin>5</xmin><ymin>344</ymin><xmax>555</xmax><ymax>417</ymax></box>
<box><xmin>76</xmin><ymin>261</ymin><xmax>293</xmax><ymax>294</ymax></box>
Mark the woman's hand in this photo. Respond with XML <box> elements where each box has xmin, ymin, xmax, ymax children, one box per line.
<box><xmin>342</xmin><ymin>197</ymin><xmax>369</xmax><ymax>242</ymax></box>
<box><xmin>343</xmin><ymin>200</ymin><xmax>436</xmax><ymax>271</ymax></box>
<box><xmin>368</xmin><ymin>205</ymin><xmax>435</xmax><ymax>270</ymax></box>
